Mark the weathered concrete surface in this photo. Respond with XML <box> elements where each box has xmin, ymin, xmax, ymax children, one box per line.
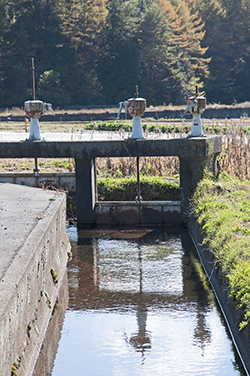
<box><xmin>0</xmin><ymin>135</ymin><xmax>221</xmax><ymax>159</ymax></box>
<box><xmin>0</xmin><ymin>183</ymin><xmax>71</xmax><ymax>376</ymax></box>
<box><xmin>96</xmin><ymin>201</ymin><xmax>181</xmax><ymax>225</ymax></box>
<box><xmin>187</xmin><ymin>218</ymin><xmax>250</xmax><ymax>376</ymax></box>
<box><xmin>32</xmin><ymin>272</ymin><xmax>68</xmax><ymax>376</ymax></box>
<box><xmin>0</xmin><ymin>136</ymin><xmax>221</xmax><ymax>159</ymax></box>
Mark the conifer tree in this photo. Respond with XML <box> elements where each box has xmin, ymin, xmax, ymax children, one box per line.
<box><xmin>160</xmin><ymin>0</ymin><xmax>210</xmax><ymax>97</ymax></box>
<box><xmin>194</xmin><ymin>0</ymin><xmax>228</xmax><ymax>102</ymax></box>
<box><xmin>138</xmin><ymin>2</ymin><xmax>183</xmax><ymax>104</ymax></box>
<box><xmin>56</xmin><ymin>0</ymin><xmax>107</xmax><ymax>103</ymax></box>
<box><xmin>57</xmin><ymin>0</ymin><xmax>107</xmax><ymax>68</ymax></box>
<box><xmin>96</xmin><ymin>0</ymin><xmax>141</xmax><ymax>103</ymax></box>
<box><xmin>0</xmin><ymin>0</ymin><xmax>68</xmax><ymax>106</ymax></box>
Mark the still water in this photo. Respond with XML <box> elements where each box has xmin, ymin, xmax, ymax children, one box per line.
<box><xmin>35</xmin><ymin>226</ymin><xmax>246</xmax><ymax>376</ymax></box>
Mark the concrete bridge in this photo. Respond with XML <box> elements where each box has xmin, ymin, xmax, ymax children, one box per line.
<box><xmin>0</xmin><ymin>135</ymin><xmax>222</xmax><ymax>227</ymax></box>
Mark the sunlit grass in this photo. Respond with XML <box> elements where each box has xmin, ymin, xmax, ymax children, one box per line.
<box><xmin>191</xmin><ymin>173</ymin><xmax>250</xmax><ymax>330</ymax></box>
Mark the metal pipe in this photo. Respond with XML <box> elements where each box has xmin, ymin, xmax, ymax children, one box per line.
<box><xmin>30</xmin><ymin>58</ymin><xmax>35</xmax><ymax>100</ymax></box>
<box><xmin>134</xmin><ymin>85</ymin><xmax>138</xmax><ymax>98</ymax></box>
<box><xmin>137</xmin><ymin>156</ymin><xmax>140</xmax><ymax>201</ymax></box>
<box><xmin>34</xmin><ymin>157</ymin><xmax>39</xmax><ymax>174</ymax></box>
<box><xmin>30</xmin><ymin>58</ymin><xmax>37</xmax><ymax>164</ymax></box>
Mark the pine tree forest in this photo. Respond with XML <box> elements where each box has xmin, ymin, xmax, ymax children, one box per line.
<box><xmin>0</xmin><ymin>0</ymin><xmax>250</xmax><ymax>107</ymax></box>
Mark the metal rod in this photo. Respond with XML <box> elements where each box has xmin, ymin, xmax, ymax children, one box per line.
<box><xmin>31</xmin><ymin>58</ymin><xmax>35</xmax><ymax>100</ymax></box>
<box><xmin>34</xmin><ymin>158</ymin><xmax>39</xmax><ymax>174</ymax></box>
<box><xmin>134</xmin><ymin>85</ymin><xmax>138</xmax><ymax>98</ymax></box>
<box><xmin>137</xmin><ymin>156</ymin><xmax>140</xmax><ymax>201</ymax></box>
<box><xmin>31</xmin><ymin>58</ymin><xmax>37</xmax><ymax>166</ymax></box>
<box><xmin>195</xmin><ymin>85</ymin><xmax>198</xmax><ymax>97</ymax></box>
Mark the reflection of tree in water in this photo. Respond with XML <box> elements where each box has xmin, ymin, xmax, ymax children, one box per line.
<box><xmin>193</xmin><ymin>308</ymin><xmax>212</xmax><ymax>355</ymax></box>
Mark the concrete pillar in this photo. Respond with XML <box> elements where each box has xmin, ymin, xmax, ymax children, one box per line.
<box><xmin>75</xmin><ymin>158</ymin><xmax>97</xmax><ymax>228</ymax></box>
<box><xmin>179</xmin><ymin>153</ymin><xmax>219</xmax><ymax>220</ymax></box>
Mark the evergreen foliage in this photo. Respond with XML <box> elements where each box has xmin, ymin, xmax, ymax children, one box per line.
<box><xmin>0</xmin><ymin>0</ymin><xmax>249</xmax><ymax>106</ymax></box>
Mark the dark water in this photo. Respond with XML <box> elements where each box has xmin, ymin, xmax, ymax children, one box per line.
<box><xmin>34</xmin><ymin>226</ymin><xmax>246</xmax><ymax>376</ymax></box>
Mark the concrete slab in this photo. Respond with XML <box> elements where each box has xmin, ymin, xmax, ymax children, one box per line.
<box><xmin>0</xmin><ymin>183</ymin><xmax>61</xmax><ymax>280</ymax></box>
<box><xmin>0</xmin><ymin>130</ymin><xmax>186</xmax><ymax>142</ymax></box>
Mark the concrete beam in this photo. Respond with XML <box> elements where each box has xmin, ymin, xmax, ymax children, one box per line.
<box><xmin>0</xmin><ymin>135</ymin><xmax>222</xmax><ymax>159</ymax></box>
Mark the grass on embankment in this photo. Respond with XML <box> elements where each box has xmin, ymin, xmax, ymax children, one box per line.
<box><xmin>191</xmin><ymin>173</ymin><xmax>250</xmax><ymax>330</ymax></box>
<box><xmin>97</xmin><ymin>175</ymin><xmax>180</xmax><ymax>201</ymax></box>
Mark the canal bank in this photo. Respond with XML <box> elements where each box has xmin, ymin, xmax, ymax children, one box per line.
<box><xmin>188</xmin><ymin>218</ymin><xmax>250</xmax><ymax>376</ymax></box>
<box><xmin>0</xmin><ymin>183</ymin><xmax>71</xmax><ymax>376</ymax></box>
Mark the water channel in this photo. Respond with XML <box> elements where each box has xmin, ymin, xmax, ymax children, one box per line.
<box><xmin>34</xmin><ymin>226</ymin><xmax>246</xmax><ymax>376</ymax></box>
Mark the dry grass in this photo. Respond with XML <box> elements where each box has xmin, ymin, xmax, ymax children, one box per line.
<box><xmin>211</xmin><ymin>119</ymin><xmax>250</xmax><ymax>180</ymax></box>
<box><xmin>96</xmin><ymin>118</ymin><xmax>250</xmax><ymax>180</ymax></box>
<box><xmin>2</xmin><ymin>102</ymin><xmax>250</xmax><ymax>117</ymax></box>
<box><xmin>96</xmin><ymin>156</ymin><xmax>179</xmax><ymax>178</ymax></box>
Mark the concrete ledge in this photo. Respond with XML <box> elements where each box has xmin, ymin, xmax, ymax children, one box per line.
<box><xmin>0</xmin><ymin>172</ymin><xmax>75</xmax><ymax>191</ymax></box>
<box><xmin>188</xmin><ymin>217</ymin><xmax>250</xmax><ymax>376</ymax></box>
<box><xmin>95</xmin><ymin>201</ymin><xmax>181</xmax><ymax>226</ymax></box>
<box><xmin>0</xmin><ymin>183</ymin><xmax>71</xmax><ymax>376</ymax></box>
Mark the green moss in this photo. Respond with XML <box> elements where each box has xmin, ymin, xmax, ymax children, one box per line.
<box><xmin>51</xmin><ymin>268</ymin><xmax>60</xmax><ymax>283</ymax></box>
<box><xmin>27</xmin><ymin>323</ymin><xmax>32</xmax><ymax>338</ymax></box>
<box><xmin>11</xmin><ymin>365</ymin><xmax>17</xmax><ymax>375</ymax></box>
<box><xmin>191</xmin><ymin>174</ymin><xmax>250</xmax><ymax>330</ymax></box>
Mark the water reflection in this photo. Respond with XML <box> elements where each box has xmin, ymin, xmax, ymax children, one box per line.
<box><xmin>35</xmin><ymin>227</ymin><xmax>246</xmax><ymax>376</ymax></box>
<box><xmin>125</xmin><ymin>246</ymin><xmax>152</xmax><ymax>363</ymax></box>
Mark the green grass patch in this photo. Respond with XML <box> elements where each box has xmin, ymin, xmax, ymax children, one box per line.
<box><xmin>84</xmin><ymin>121</ymin><xmax>189</xmax><ymax>134</ymax></box>
<box><xmin>97</xmin><ymin>175</ymin><xmax>180</xmax><ymax>201</ymax></box>
<box><xmin>191</xmin><ymin>173</ymin><xmax>250</xmax><ymax>330</ymax></box>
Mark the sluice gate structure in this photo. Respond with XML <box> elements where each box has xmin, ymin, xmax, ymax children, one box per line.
<box><xmin>0</xmin><ymin>135</ymin><xmax>222</xmax><ymax>228</ymax></box>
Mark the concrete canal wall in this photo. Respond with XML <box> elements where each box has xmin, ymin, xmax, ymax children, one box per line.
<box><xmin>96</xmin><ymin>200</ymin><xmax>181</xmax><ymax>225</ymax></box>
<box><xmin>0</xmin><ymin>172</ymin><xmax>76</xmax><ymax>192</ymax></box>
<box><xmin>188</xmin><ymin>218</ymin><xmax>250</xmax><ymax>376</ymax></box>
<box><xmin>0</xmin><ymin>183</ymin><xmax>71</xmax><ymax>376</ymax></box>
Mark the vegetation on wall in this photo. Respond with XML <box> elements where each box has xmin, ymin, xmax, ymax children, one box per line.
<box><xmin>191</xmin><ymin>174</ymin><xmax>250</xmax><ymax>330</ymax></box>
